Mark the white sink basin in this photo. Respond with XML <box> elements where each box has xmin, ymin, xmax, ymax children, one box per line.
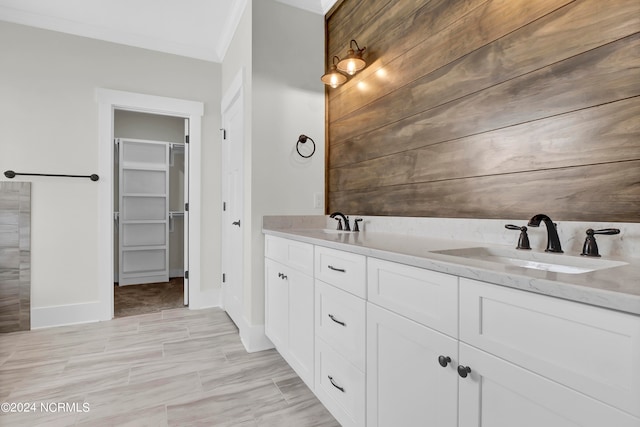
<box><xmin>319</xmin><ymin>229</ymin><xmax>354</xmax><ymax>234</ymax></box>
<box><xmin>432</xmin><ymin>247</ymin><xmax>627</xmax><ymax>274</ymax></box>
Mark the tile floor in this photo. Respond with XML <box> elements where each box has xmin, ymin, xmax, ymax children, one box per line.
<box><xmin>0</xmin><ymin>308</ymin><xmax>339</xmax><ymax>426</ymax></box>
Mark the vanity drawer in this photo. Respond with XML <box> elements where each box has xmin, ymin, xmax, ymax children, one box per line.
<box><xmin>265</xmin><ymin>235</ymin><xmax>313</xmax><ymax>275</ymax></box>
<box><xmin>368</xmin><ymin>257</ymin><xmax>458</xmax><ymax>338</ymax></box>
<box><xmin>315</xmin><ymin>246</ymin><xmax>366</xmax><ymax>298</ymax></box>
<box><xmin>316</xmin><ymin>280</ymin><xmax>366</xmax><ymax>370</ymax></box>
<box><xmin>315</xmin><ymin>337</ymin><xmax>366</xmax><ymax>427</ymax></box>
<box><xmin>460</xmin><ymin>278</ymin><xmax>640</xmax><ymax>417</ymax></box>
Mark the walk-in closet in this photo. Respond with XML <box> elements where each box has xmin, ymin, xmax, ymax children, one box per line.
<box><xmin>113</xmin><ymin>110</ymin><xmax>187</xmax><ymax>317</ymax></box>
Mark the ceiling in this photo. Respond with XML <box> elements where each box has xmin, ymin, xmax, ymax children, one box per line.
<box><xmin>0</xmin><ymin>0</ymin><xmax>337</xmax><ymax>62</ymax></box>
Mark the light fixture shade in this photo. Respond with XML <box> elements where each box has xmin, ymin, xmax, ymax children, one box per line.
<box><xmin>337</xmin><ymin>49</ymin><xmax>366</xmax><ymax>75</ymax></box>
<box><xmin>337</xmin><ymin>40</ymin><xmax>366</xmax><ymax>75</ymax></box>
<box><xmin>321</xmin><ymin>58</ymin><xmax>347</xmax><ymax>88</ymax></box>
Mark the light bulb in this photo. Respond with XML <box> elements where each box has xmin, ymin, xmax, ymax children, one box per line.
<box><xmin>346</xmin><ymin>61</ymin><xmax>356</xmax><ymax>75</ymax></box>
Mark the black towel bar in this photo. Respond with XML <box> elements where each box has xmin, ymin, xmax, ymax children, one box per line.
<box><xmin>4</xmin><ymin>170</ymin><xmax>99</xmax><ymax>181</ymax></box>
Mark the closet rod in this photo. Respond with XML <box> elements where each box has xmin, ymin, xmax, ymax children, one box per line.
<box><xmin>4</xmin><ymin>170</ymin><xmax>99</xmax><ymax>181</ymax></box>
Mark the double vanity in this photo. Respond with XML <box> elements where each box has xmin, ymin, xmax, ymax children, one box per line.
<box><xmin>263</xmin><ymin>215</ymin><xmax>640</xmax><ymax>427</ymax></box>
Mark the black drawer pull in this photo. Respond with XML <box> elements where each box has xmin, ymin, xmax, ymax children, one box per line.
<box><xmin>328</xmin><ymin>265</ymin><xmax>346</xmax><ymax>273</ymax></box>
<box><xmin>277</xmin><ymin>272</ymin><xmax>287</xmax><ymax>280</ymax></box>
<box><xmin>328</xmin><ymin>314</ymin><xmax>346</xmax><ymax>326</ymax></box>
<box><xmin>328</xmin><ymin>375</ymin><xmax>345</xmax><ymax>392</ymax></box>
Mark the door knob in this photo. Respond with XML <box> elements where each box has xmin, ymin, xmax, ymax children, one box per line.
<box><xmin>232</xmin><ymin>220</ymin><xmax>241</xmax><ymax>227</ymax></box>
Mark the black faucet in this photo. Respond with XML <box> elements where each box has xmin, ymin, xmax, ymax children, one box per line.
<box><xmin>330</xmin><ymin>212</ymin><xmax>350</xmax><ymax>231</ymax></box>
<box><xmin>528</xmin><ymin>214</ymin><xmax>563</xmax><ymax>253</ymax></box>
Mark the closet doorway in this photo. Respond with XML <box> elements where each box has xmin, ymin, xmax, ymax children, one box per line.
<box><xmin>113</xmin><ymin>110</ymin><xmax>188</xmax><ymax>317</ymax></box>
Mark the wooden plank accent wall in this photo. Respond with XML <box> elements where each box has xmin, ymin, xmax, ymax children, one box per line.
<box><xmin>326</xmin><ymin>0</ymin><xmax>640</xmax><ymax>222</ymax></box>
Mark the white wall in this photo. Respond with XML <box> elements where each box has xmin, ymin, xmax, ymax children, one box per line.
<box><xmin>221</xmin><ymin>0</ymin><xmax>325</xmax><ymax>330</ymax></box>
<box><xmin>250</xmin><ymin>0</ymin><xmax>325</xmax><ymax>323</ymax></box>
<box><xmin>0</xmin><ymin>21</ymin><xmax>221</xmax><ymax>318</ymax></box>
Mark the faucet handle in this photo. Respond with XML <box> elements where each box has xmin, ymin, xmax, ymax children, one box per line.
<box><xmin>590</xmin><ymin>228</ymin><xmax>621</xmax><ymax>236</ymax></box>
<box><xmin>334</xmin><ymin>218</ymin><xmax>343</xmax><ymax>230</ymax></box>
<box><xmin>505</xmin><ymin>224</ymin><xmax>531</xmax><ymax>250</ymax></box>
<box><xmin>581</xmin><ymin>228</ymin><xmax>620</xmax><ymax>257</ymax></box>
<box><xmin>353</xmin><ymin>218</ymin><xmax>363</xmax><ymax>232</ymax></box>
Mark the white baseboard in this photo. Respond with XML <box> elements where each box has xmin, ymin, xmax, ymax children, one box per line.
<box><xmin>169</xmin><ymin>269</ymin><xmax>184</xmax><ymax>278</ymax></box>
<box><xmin>188</xmin><ymin>287</ymin><xmax>220</xmax><ymax>310</ymax></box>
<box><xmin>31</xmin><ymin>302</ymin><xmax>103</xmax><ymax>329</ymax></box>
<box><xmin>240</xmin><ymin>321</ymin><xmax>274</xmax><ymax>353</ymax></box>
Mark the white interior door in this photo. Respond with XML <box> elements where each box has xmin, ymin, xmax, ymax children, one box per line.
<box><xmin>118</xmin><ymin>138</ymin><xmax>170</xmax><ymax>286</ymax></box>
<box><xmin>221</xmin><ymin>88</ymin><xmax>244</xmax><ymax>328</ymax></box>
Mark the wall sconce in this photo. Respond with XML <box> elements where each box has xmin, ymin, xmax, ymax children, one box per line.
<box><xmin>321</xmin><ymin>56</ymin><xmax>348</xmax><ymax>88</ymax></box>
<box><xmin>337</xmin><ymin>39</ymin><xmax>366</xmax><ymax>76</ymax></box>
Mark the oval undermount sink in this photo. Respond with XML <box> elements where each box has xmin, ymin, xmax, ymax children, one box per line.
<box><xmin>319</xmin><ymin>229</ymin><xmax>354</xmax><ymax>234</ymax></box>
<box><xmin>431</xmin><ymin>247</ymin><xmax>628</xmax><ymax>274</ymax></box>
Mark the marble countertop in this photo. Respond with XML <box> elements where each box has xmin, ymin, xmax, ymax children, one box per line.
<box><xmin>263</xmin><ymin>225</ymin><xmax>640</xmax><ymax>316</ymax></box>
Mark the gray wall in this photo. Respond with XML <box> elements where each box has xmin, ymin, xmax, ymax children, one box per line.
<box><xmin>0</xmin><ymin>21</ymin><xmax>220</xmax><ymax>310</ymax></box>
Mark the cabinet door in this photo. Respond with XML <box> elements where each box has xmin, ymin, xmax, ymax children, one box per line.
<box><xmin>458</xmin><ymin>343</ymin><xmax>640</xmax><ymax>427</ymax></box>
<box><xmin>265</xmin><ymin>259</ymin><xmax>288</xmax><ymax>350</ymax></box>
<box><xmin>367</xmin><ymin>303</ymin><xmax>458</xmax><ymax>427</ymax></box>
<box><xmin>460</xmin><ymin>278</ymin><xmax>640</xmax><ymax>417</ymax></box>
<box><xmin>288</xmin><ymin>267</ymin><xmax>315</xmax><ymax>389</ymax></box>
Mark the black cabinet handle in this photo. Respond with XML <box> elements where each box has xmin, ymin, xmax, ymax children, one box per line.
<box><xmin>328</xmin><ymin>265</ymin><xmax>346</xmax><ymax>273</ymax></box>
<box><xmin>457</xmin><ymin>365</ymin><xmax>471</xmax><ymax>378</ymax></box>
<box><xmin>438</xmin><ymin>355</ymin><xmax>451</xmax><ymax>367</ymax></box>
<box><xmin>232</xmin><ymin>220</ymin><xmax>241</xmax><ymax>227</ymax></box>
<box><xmin>328</xmin><ymin>375</ymin><xmax>345</xmax><ymax>392</ymax></box>
<box><xmin>328</xmin><ymin>314</ymin><xmax>346</xmax><ymax>326</ymax></box>
<box><xmin>277</xmin><ymin>272</ymin><xmax>287</xmax><ymax>280</ymax></box>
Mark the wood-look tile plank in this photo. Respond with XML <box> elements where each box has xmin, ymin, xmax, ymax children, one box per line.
<box><xmin>199</xmin><ymin>349</ymin><xmax>294</xmax><ymax>394</ymax></box>
<box><xmin>166</xmin><ymin>381</ymin><xmax>286</xmax><ymax>427</ymax></box>
<box><xmin>75</xmin><ymin>404</ymin><xmax>168</xmax><ymax>427</ymax></box>
<box><xmin>77</xmin><ymin>371</ymin><xmax>201</xmax><ymax>423</ymax></box>
<box><xmin>0</xmin><ymin>307</ymin><xmax>336</xmax><ymax>426</ymax></box>
<box><xmin>64</xmin><ymin>346</ymin><xmax>164</xmax><ymax>374</ymax></box>
<box><xmin>0</xmin><ymin>400</ymin><xmax>81</xmax><ymax>427</ymax></box>
<box><xmin>8</xmin><ymin>367</ymin><xmax>130</xmax><ymax>402</ymax></box>
<box><xmin>104</xmin><ymin>325</ymin><xmax>189</xmax><ymax>351</ymax></box>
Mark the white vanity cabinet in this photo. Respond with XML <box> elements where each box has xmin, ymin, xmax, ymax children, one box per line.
<box><xmin>366</xmin><ymin>258</ymin><xmax>459</xmax><ymax>427</ymax></box>
<box><xmin>264</xmin><ymin>233</ymin><xmax>640</xmax><ymax>427</ymax></box>
<box><xmin>314</xmin><ymin>246</ymin><xmax>367</xmax><ymax>427</ymax></box>
<box><xmin>366</xmin><ymin>259</ymin><xmax>640</xmax><ymax>427</ymax></box>
<box><xmin>264</xmin><ymin>236</ymin><xmax>315</xmax><ymax>389</ymax></box>
<box><xmin>458</xmin><ymin>278</ymin><xmax>640</xmax><ymax>426</ymax></box>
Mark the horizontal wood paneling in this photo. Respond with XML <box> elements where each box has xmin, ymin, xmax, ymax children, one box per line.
<box><xmin>328</xmin><ymin>161</ymin><xmax>640</xmax><ymax>221</ymax></box>
<box><xmin>330</xmin><ymin>0</ymin><xmax>639</xmax><ymax>134</ymax></box>
<box><xmin>329</xmin><ymin>0</ymin><xmax>575</xmax><ymax>120</ymax></box>
<box><xmin>331</xmin><ymin>33</ymin><xmax>640</xmax><ymax>167</ymax></box>
<box><xmin>329</xmin><ymin>97</ymin><xmax>640</xmax><ymax>191</ymax></box>
<box><xmin>325</xmin><ymin>0</ymin><xmax>640</xmax><ymax>222</ymax></box>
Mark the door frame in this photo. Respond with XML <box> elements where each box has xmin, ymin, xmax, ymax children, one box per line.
<box><xmin>96</xmin><ymin>89</ymin><xmax>204</xmax><ymax>320</ymax></box>
<box><xmin>221</xmin><ymin>69</ymin><xmax>244</xmax><ymax>329</ymax></box>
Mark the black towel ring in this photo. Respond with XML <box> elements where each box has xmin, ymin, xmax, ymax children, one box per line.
<box><xmin>296</xmin><ymin>135</ymin><xmax>316</xmax><ymax>158</ymax></box>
